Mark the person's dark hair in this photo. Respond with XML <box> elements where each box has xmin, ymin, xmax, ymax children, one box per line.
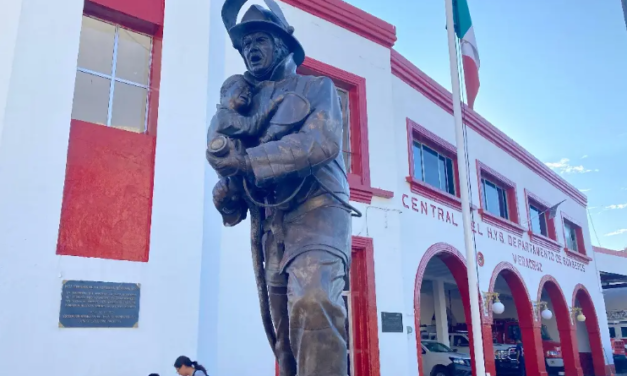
<box><xmin>148</xmin><ymin>374</ymin><xmax>160</xmax><ymax>376</ymax></box>
<box><xmin>174</xmin><ymin>355</ymin><xmax>208</xmax><ymax>374</ymax></box>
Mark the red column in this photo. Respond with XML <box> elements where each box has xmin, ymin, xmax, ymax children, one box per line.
<box><xmin>481</xmin><ymin>323</ymin><xmax>497</xmax><ymax>376</ymax></box>
<box><xmin>522</xmin><ymin>324</ymin><xmax>548</xmax><ymax>376</ymax></box>
<box><xmin>559</xmin><ymin>327</ymin><xmax>583</xmax><ymax>376</ymax></box>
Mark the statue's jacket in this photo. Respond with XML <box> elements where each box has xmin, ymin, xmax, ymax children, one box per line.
<box><xmin>208</xmin><ymin>55</ymin><xmax>352</xmax><ymax>272</ymax></box>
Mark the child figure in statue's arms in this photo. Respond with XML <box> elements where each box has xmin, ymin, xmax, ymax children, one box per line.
<box><xmin>214</xmin><ymin>74</ymin><xmax>310</xmax><ymax>144</ymax></box>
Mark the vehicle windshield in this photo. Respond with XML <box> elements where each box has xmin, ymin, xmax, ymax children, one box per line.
<box><xmin>424</xmin><ymin>342</ymin><xmax>452</xmax><ymax>353</ymax></box>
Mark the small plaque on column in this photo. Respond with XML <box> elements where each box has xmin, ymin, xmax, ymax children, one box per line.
<box><xmin>381</xmin><ymin>312</ymin><xmax>404</xmax><ymax>333</ymax></box>
<box><xmin>59</xmin><ymin>280</ymin><xmax>141</xmax><ymax>328</ymax></box>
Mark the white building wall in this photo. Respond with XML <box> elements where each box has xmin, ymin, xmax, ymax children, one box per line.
<box><xmin>0</xmin><ymin>0</ymin><xmax>215</xmax><ymax>374</ymax></box>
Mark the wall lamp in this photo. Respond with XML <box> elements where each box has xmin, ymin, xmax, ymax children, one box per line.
<box><xmin>571</xmin><ymin>307</ymin><xmax>586</xmax><ymax>322</ymax></box>
<box><xmin>483</xmin><ymin>292</ymin><xmax>505</xmax><ymax>314</ymax></box>
<box><xmin>533</xmin><ymin>301</ymin><xmax>553</xmax><ymax>320</ymax></box>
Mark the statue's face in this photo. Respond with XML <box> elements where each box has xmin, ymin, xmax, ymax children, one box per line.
<box><xmin>242</xmin><ymin>32</ymin><xmax>275</xmax><ymax>77</ymax></box>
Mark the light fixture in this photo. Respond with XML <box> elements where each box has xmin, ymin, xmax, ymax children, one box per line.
<box><xmin>534</xmin><ymin>301</ymin><xmax>553</xmax><ymax>320</ymax></box>
<box><xmin>484</xmin><ymin>292</ymin><xmax>505</xmax><ymax>314</ymax></box>
<box><xmin>571</xmin><ymin>307</ymin><xmax>586</xmax><ymax>322</ymax></box>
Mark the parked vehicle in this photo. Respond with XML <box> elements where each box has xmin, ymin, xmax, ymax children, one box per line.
<box><xmin>493</xmin><ymin>318</ymin><xmax>565</xmax><ymax>376</ymax></box>
<box><xmin>611</xmin><ymin>338</ymin><xmax>627</xmax><ymax>373</ymax></box>
<box><xmin>421</xmin><ymin>340</ymin><xmax>471</xmax><ymax>376</ymax></box>
<box><xmin>449</xmin><ymin>331</ymin><xmax>521</xmax><ymax>376</ymax></box>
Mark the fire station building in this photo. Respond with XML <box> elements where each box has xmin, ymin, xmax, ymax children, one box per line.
<box><xmin>0</xmin><ymin>0</ymin><xmax>619</xmax><ymax>375</ymax></box>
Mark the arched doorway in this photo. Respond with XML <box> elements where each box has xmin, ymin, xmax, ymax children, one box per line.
<box><xmin>572</xmin><ymin>284</ymin><xmax>607</xmax><ymax>376</ymax></box>
<box><xmin>485</xmin><ymin>262</ymin><xmax>548</xmax><ymax>376</ymax></box>
<box><xmin>538</xmin><ymin>275</ymin><xmax>583</xmax><ymax>376</ymax></box>
<box><xmin>413</xmin><ymin>243</ymin><xmax>480</xmax><ymax>376</ymax></box>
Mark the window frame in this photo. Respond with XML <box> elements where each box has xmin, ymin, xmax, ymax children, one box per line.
<box><xmin>297</xmin><ymin>57</ymin><xmax>392</xmax><ymax>204</ymax></box>
<box><xmin>561</xmin><ymin>212</ymin><xmax>591</xmax><ymax>262</ymax></box>
<box><xmin>523</xmin><ymin>189</ymin><xmax>561</xmax><ymax>251</ymax></box>
<box><xmin>74</xmin><ymin>15</ymin><xmax>154</xmax><ymax>133</ymax></box>
<box><xmin>476</xmin><ymin>160</ymin><xmax>524</xmax><ymax>236</ymax></box>
<box><xmin>78</xmin><ymin>1</ymin><xmax>163</xmax><ymax>137</ymax></box>
<box><xmin>406</xmin><ymin>118</ymin><xmax>461</xmax><ymax>210</ymax></box>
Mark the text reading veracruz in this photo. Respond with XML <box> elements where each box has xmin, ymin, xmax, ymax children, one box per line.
<box><xmin>401</xmin><ymin>193</ymin><xmax>586</xmax><ymax>273</ymax></box>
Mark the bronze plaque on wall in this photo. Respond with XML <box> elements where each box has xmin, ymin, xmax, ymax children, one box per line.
<box><xmin>59</xmin><ymin>280</ymin><xmax>140</xmax><ymax>328</ymax></box>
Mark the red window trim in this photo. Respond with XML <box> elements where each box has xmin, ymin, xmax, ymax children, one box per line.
<box><xmin>406</xmin><ymin>118</ymin><xmax>461</xmax><ymax>211</ymax></box>
<box><xmin>476</xmin><ymin>160</ymin><xmax>524</xmax><ymax>236</ymax></box>
<box><xmin>561</xmin><ymin>212</ymin><xmax>591</xmax><ymax>263</ymax></box>
<box><xmin>81</xmin><ymin>0</ymin><xmax>163</xmax><ymax>137</ymax></box>
<box><xmin>274</xmin><ymin>236</ymin><xmax>380</xmax><ymax>376</ymax></box>
<box><xmin>524</xmin><ymin>189</ymin><xmax>561</xmax><ymax>252</ymax></box>
<box><xmin>298</xmin><ymin>57</ymin><xmax>392</xmax><ymax>204</ymax></box>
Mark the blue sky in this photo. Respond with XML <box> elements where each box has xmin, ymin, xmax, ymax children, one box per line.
<box><xmin>344</xmin><ymin>0</ymin><xmax>627</xmax><ymax>251</ymax></box>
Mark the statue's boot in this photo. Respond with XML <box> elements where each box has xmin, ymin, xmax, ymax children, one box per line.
<box><xmin>269</xmin><ymin>288</ymin><xmax>297</xmax><ymax>376</ymax></box>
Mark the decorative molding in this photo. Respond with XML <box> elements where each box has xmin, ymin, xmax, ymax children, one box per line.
<box><xmin>564</xmin><ymin>248</ymin><xmax>592</xmax><ymax>264</ymax></box>
<box><xmin>528</xmin><ymin>231</ymin><xmax>562</xmax><ymax>252</ymax></box>
<box><xmin>406</xmin><ymin>177</ymin><xmax>462</xmax><ymax>211</ymax></box>
<box><xmin>279</xmin><ymin>0</ymin><xmax>397</xmax><ymax>48</ymax></box>
<box><xmin>391</xmin><ymin>49</ymin><xmax>587</xmax><ymax>207</ymax></box>
<box><xmin>594</xmin><ymin>246</ymin><xmax>627</xmax><ymax>258</ymax></box>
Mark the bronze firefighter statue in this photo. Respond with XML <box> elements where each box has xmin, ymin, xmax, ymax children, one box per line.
<box><xmin>205</xmin><ymin>1</ymin><xmax>361</xmax><ymax>375</ymax></box>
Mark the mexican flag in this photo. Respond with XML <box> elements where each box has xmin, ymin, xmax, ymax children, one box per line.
<box><xmin>453</xmin><ymin>0</ymin><xmax>480</xmax><ymax>109</ymax></box>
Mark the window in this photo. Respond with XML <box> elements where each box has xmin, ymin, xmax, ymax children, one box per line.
<box><xmin>564</xmin><ymin>221</ymin><xmax>579</xmax><ymax>252</ymax></box>
<box><xmin>337</xmin><ymin>88</ymin><xmax>351</xmax><ymax>172</ymax></box>
<box><xmin>71</xmin><ymin>16</ymin><xmax>153</xmax><ymax>133</ymax></box>
<box><xmin>524</xmin><ymin>191</ymin><xmax>560</xmax><ymax>250</ymax></box>
<box><xmin>529</xmin><ymin>203</ymin><xmax>548</xmax><ymax>237</ymax></box>
<box><xmin>406</xmin><ymin>119</ymin><xmax>460</xmax><ymax>210</ymax></box>
<box><xmin>476</xmin><ymin>161</ymin><xmax>522</xmax><ymax>234</ymax></box>
<box><xmin>482</xmin><ymin>178</ymin><xmax>509</xmax><ymax>219</ymax></box>
<box><xmin>610</xmin><ymin>327</ymin><xmax>616</xmax><ymax>339</ymax></box>
<box><xmin>412</xmin><ymin>142</ymin><xmax>456</xmax><ymax>196</ymax></box>
<box><xmin>621</xmin><ymin>327</ymin><xmax>627</xmax><ymax>338</ymax></box>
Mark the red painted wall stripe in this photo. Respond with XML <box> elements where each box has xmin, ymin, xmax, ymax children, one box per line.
<box><xmin>57</xmin><ymin>121</ymin><xmax>156</xmax><ymax>262</ymax></box>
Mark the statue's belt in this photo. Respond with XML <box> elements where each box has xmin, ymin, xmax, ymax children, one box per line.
<box><xmin>261</xmin><ymin>191</ymin><xmax>350</xmax><ymax>243</ymax></box>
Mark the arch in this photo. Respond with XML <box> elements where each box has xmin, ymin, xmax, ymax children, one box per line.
<box><xmin>572</xmin><ymin>284</ymin><xmax>606</xmax><ymax>376</ymax></box>
<box><xmin>413</xmin><ymin>243</ymin><xmax>482</xmax><ymax>376</ymax></box>
<box><xmin>538</xmin><ymin>275</ymin><xmax>583</xmax><ymax>376</ymax></box>
<box><xmin>487</xmin><ymin>262</ymin><xmax>548</xmax><ymax>376</ymax></box>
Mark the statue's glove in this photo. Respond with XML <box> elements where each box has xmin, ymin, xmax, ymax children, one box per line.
<box><xmin>206</xmin><ymin>139</ymin><xmax>252</xmax><ymax>179</ymax></box>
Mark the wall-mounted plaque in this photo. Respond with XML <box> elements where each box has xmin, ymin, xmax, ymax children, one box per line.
<box><xmin>381</xmin><ymin>312</ymin><xmax>403</xmax><ymax>333</ymax></box>
<box><xmin>59</xmin><ymin>280</ymin><xmax>140</xmax><ymax>328</ymax></box>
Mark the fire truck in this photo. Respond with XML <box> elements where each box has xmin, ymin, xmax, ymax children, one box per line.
<box><xmin>492</xmin><ymin>318</ymin><xmax>565</xmax><ymax>376</ymax></box>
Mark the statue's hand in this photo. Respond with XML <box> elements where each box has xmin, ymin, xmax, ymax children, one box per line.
<box><xmin>212</xmin><ymin>177</ymin><xmax>240</xmax><ymax>214</ymax></box>
<box><xmin>206</xmin><ymin>138</ymin><xmax>252</xmax><ymax>178</ymax></box>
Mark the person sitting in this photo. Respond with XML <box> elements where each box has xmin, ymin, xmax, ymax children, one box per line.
<box><xmin>174</xmin><ymin>356</ymin><xmax>209</xmax><ymax>376</ymax></box>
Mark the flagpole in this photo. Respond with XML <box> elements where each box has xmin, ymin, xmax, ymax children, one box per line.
<box><xmin>444</xmin><ymin>0</ymin><xmax>487</xmax><ymax>375</ymax></box>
